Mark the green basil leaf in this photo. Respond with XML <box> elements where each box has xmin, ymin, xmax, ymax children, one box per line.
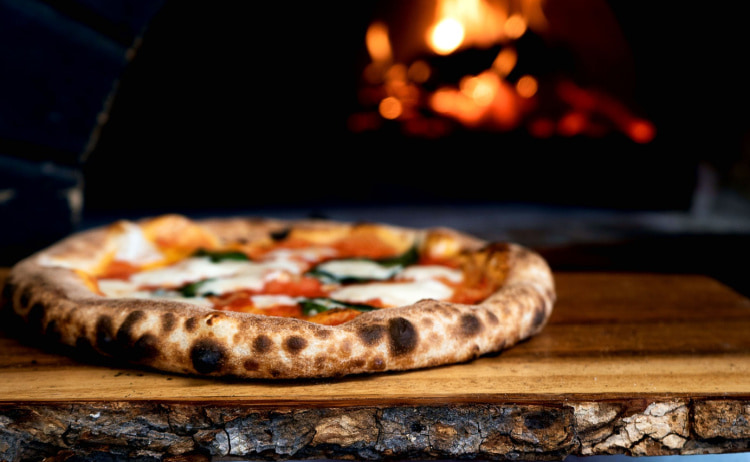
<box><xmin>300</xmin><ymin>298</ymin><xmax>377</xmax><ymax>316</ymax></box>
<box><xmin>376</xmin><ymin>245</ymin><xmax>419</xmax><ymax>267</ymax></box>
<box><xmin>178</xmin><ymin>278</ymin><xmax>216</xmax><ymax>297</ymax></box>
<box><xmin>193</xmin><ymin>249</ymin><xmax>250</xmax><ymax>263</ymax></box>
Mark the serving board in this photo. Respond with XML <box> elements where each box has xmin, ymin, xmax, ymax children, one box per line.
<box><xmin>1</xmin><ymin>270</ymin><xmax>749</xmax><ymax>461</ymax></box>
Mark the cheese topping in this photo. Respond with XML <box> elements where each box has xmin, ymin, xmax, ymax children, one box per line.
<box><xmin>398</xmin><ymin>265</ymin><xmax>463</xmax><ymax>283</ymax></box>
<box><xmin>315</xmin><ymin>259</ymin><xmax>400</xmax><ymax>281</ymax></box>
<box><xmin>329</xmin><ymin>279</ymin><xmax>454</xmax><ymax>308</ymax></box>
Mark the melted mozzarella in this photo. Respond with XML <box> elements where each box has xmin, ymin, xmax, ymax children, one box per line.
<box><xmin>97</xmin><ymin>279</ymin><xmax>211</xmax><ymax>307</ymax></box>
<box><xmin>329</xmin><ymin>279</ymin><xmax>453</xmax><ymax>308</ymax></box>
<box><xmin>130</xmin><ymin>257</ymin><xmax>248</xmax><ymax>287</ymax></box>
<box><xmin>315</xmin><ymin>259</ymin><xmax>400</xmax><ymax>280</ymax></box>
<box><xmin>113</xmin><ymin>221</ymin><xmax>163</xmax><ymax>265</ymax></box>
<box><xmin>251</xmin><ymin>294</ymin><xmax>298</xmax><ymax>308</ymax></box>
<box><xmin>398</xmin><ymin>265</ymin><xmax>463</xmax><ymax>283</ymax></box>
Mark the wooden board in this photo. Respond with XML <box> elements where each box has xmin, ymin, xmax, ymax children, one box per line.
<box><xmin>1</xmin><ymin>271</ymin><xmax>750</xmax><ymax>461</ymax></box>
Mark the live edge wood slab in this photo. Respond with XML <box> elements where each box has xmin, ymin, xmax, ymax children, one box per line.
<box><xmin>1</xmin><ymin>271</ymin><xmax>749</xmax><ymax>462</ymax></box>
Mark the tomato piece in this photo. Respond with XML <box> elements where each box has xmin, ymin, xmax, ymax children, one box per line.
<box><xmin>306</xmin><ymin>308</ymin><xmax>362</xmax><ymax>325</ymax></box>
<box><xmin>99</xmin><ymin>260</ymin><xmax>140</xmax><ymax>279</ymax></box>
<box><xmin>262</xmin><ymin>277</ymin><xmax>327</xmax><ymax>298</ymax></box>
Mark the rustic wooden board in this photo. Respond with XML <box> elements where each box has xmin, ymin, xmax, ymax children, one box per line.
<box><xmin>1</xmin><ymin>271</ymin><xmax>749</xmax><ymax>461</ymax></box>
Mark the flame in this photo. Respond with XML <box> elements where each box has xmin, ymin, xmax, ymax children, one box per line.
<box><xmin>428</xmin><ymin>0</ymin><xmax>508</xmax><ymax>54</ymax></box>
<box><xmin>366</xmin><ymin>22</ymin><xmax>392</xmax><ymax>63</ymax></box>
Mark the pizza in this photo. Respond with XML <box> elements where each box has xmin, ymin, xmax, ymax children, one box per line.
<box><xmin>1</xmin><ymin>214</ymin><xmax>555</xmax><ymax>379</ymax></box>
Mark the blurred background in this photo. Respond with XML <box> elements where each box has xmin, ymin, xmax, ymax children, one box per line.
<box><xmin>1</xmin><ymin>0</ymin><xmax>749</xmax><ymax>294</ymax></box>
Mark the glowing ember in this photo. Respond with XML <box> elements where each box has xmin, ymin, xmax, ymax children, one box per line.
<box><xmin>429</xmin><ymin>18</ymin><xmax>465</xmax><ymax>55</ymax></box>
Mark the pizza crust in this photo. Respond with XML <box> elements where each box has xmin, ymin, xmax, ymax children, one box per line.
<box><xmin>1</xmin><ymin>217</ymin><xmax>555</xmax><ymax>379</ymax></box>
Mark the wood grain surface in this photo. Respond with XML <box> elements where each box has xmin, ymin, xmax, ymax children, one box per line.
<box><xmin>1</xmin><ymin>270</ymin><xmax>749</xmax><ymax>461</ymax></box>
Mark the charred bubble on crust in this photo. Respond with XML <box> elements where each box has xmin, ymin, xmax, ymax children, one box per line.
<box><xmin>387</xmin><ymin>317</ymin><xmax>417</xmax><ymax>356</ymax></box>
<box><xmin>116</xmin><ymin>310</ymin><xmax>145</xmax><ymax>349</ymax></box>
<box><xmin>161</xmin><ymin>312</ymin><xmax>177</xmax><ymax>334</ymax></box>
<box><xmin>370</xmin><ymin>356</ymin><xmax>386</xmax><ymax>370</ymax></box>
<box><xmin>314</xmin><ymin>329</ymin><xmax>331</xmax><ymax>339</ymax></box>
<box><xmin>27</xmin><ymin>302</ymin><xmax>46</xmax><ymax>332</ymax></box>
<box><xmin>253</xmin><ymin>335</ymin><xmax>273</xmax><ymax>354</ymax></box>
<box><xmin>190</xmin><ymin>338</ymin><xmax>227</xmax><ymax>374</ymax></box>
<box><xmin>284</xmin><ymin>336</ymin><xmax>307</xmax><ymax>354</ymax></box>
<box><xmin>1</xmin><ymin>280</ymin><xmax>14</xmax><ymax>306</ymax></box>
<box><xmin>205</xmin><ymin>313</ymin><xmax>224</xmax><ymax>326</ymax></box>
<box><xmin>459</xmin><ymin>313</ymin><xmax>483</xmax><ymax>337</ymax></box>
<box><xmin>486</xmin><ymin>310</ymin><xmax>499</xmax><ymax>325</ymax></box>
<box><xmin>95</xmin><ymin>315</ymin><xmax>117</xmax><ymax>355</ymax></box>
<box><xmin>531</xmin><ymin>303</ymin><xmax>547</xmax><ymax>330</ymax></box>
<box><xmin>44</xmin><ymin>319</ymin><xmax>62</xmax><ymax>344</ymax></box>
<box><xmin>184</xmin><ymin>317</ymin><xmax>199</xmax><ymax>333</ymax></box>
<box><xmin>270</xmin><ymin>227</ymin><xmax>291</xmax><ymax>241</ymax></box>
<box><xmin>18</xmin><ymin>285</ymin><xmax>32</xmax><ymax>310</ymax></box>
<box><xmin>130</xmin><ymin>333</ymin><xmax>160</xmax><ymax>361</ymax></box>
<box><xmin>357</xmin><ymin>324</ymin><xmax>385</xmax><ymax>346</ymax></box>
<box><xmin>243</xmin><ymin>358</ymin><xmax>259</xmax><ymax>371</ymax></box>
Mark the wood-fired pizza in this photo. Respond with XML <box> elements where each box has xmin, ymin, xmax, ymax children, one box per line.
<box><xmin>1</xmin><ymin>215</ymin><xmax>555</xmax><ymax>379</ymax></box>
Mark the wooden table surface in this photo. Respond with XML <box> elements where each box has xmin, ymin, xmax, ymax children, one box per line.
<box><xmin>1</xmin><ymin>270</ymin><xmax>749</xmax><ymax>461</ymax></box>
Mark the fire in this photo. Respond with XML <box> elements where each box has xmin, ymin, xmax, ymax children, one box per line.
<box><xmin>352</xmin><ymin>0</ymin><xmax>655</xmax><ymax>143</ymax></box>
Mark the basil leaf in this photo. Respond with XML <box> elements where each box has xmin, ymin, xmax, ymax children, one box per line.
<box><xmin>178</xmin><ymin>278</ymin><xmax>216</xmax><ymax>297</ymax></box>
<box><xmin>193</xmin><ymin>249</ymin><xmax>250</xmax><ymax>263</ymax></box>
<box><xmin>300</xmin><ymin>298</ymin><xmax>377</xmax><ymax>316</ymax></box>
<box><xmin>377</xmin><ymin>245</ymin><xmax>419</xmax><ymax>267</ymax></box>
<box><xmin>305</xmin><ymin>267</ymin><xmax>372</xmax><ymax>284</ymax></box>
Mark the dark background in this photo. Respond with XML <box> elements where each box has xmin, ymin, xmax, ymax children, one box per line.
<box><xmin>1</xmin><ymin>0</ymin><xmax>749</xmax><ymax>292</ymax></box>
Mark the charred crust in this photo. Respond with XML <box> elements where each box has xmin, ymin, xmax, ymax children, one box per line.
<box><xmin>531</xmin><ymin>304</ymin><xmax>547</xmax><ymax>330</ymax></box>
<box><xmin>190</xmin><ymin>338</ymin><xmax>227</xmax><ymax>374</ymax></box>
<box><xmin>160</xmin><ymin>312</ymin><xmax>177</xmax><ymax>334</ymax></box>
<box><xmin>27</xmin><ymin>302</ymin><xmax>46</xmax><ymax>332</ymax></box>
<box><xmin>352</xmin><ymin>358</ymin><xmax>366</xmax><ymax>368</ymax></box>
<box><xmin>459</xmin><ymin>313</ymin><xmax>483</xmax><ymax>337</ymax></box>
<box><xmin>130</xmin><ymin>334</ymin><xmax>160</xmax><ymax>362</ymax></box>
<box><xmin>44</xmin><ymin>319</ymin><xmax>61</xmax><ymax>344</ymax></box>
<box><xmin>270</xmin><ymin>228</ymin><xmax>291</xmax><ymax>241</ymax></box>
<box><xmin>486</xmin><ymin>310</ymin><xmax>499</xmax><ymax>325</ymax></box>
<box><xmin>253</xmin><ymin>335</ymin><xmax>273</xmax><ymax>354</ymax></box>
<box><xmin>95</xmin><ymin>315</ymin><xmax>117</xmax><ymax>355</ymax></box>
<box><xmin>18</xmin><ymin>286</ymin><xmax>32</xmax><ymax>310</ymax></box>
<box><xmin>116</xmin><ymin>310</ymin><xmax>145</xmax><ymax>348</ymax></box>
<box><xmin>270</xmin><ymin>369</ymin><xmax>281</xmax><ymax>378</ymax></box>
<box><xmin>243</xmin><ymin>358</ymin><xmax>259</xmax><ymax>371</ymax></box>
<box><xmin>205</xmin><ymin>313</ymin><xmax>224</xmax><ymax>326</ymax></box>
<box><xmin>1</xmin><ymin>280</ymin><xmax>14</xmax><ymax>305</ymax></box>
<box><xmin>284</xmin><ymin>336</ymin><xmax>307</xmax><ymax>354</ymax></box>
<box><xmin>184</xmin><ymin>317</ymin><xmax>199</xmax><ymax>333</ymax></box>
<box><xmin>314</xmin><ymin>355</ymin><xmax>326</xmax><ymax>369</ymax></box>
<box><xmin>370</xmin><ymin>356</ymin><xmax>386</xmax><ymax>370</ymax></box>
<box><xmin>387</xmin><ymin>317</ymin><xmax>418</xmax><ymax>356</ymax></box>
<box><xmin>314</xmin><ymin>329</ymin><xmax>331</xmax><ymax>339</ymax></box>
<box><xmin>357</xmin><ymin>324</ymin><xmax>385</xmax><ymax>346</ymax></box>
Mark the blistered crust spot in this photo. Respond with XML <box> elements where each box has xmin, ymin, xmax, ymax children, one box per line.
<box><xmin>190</xmin><ymin>338</ymin><xmax>227</xmax><ymax>374</ymax></box>
<box><xmin>387</xmin><ymin>317</ymin><xmax>418</xmax><ymax>356</ymax></box>
<box><xmin>531</xmin><ymin>303</ymin><xmax>547</xmax><ymax>330</ymax></box>
<box><xmin>185</xmin><ymin>317</ymin><xmax>199</xmax><ymax>333</ymax></box>
<box><xmin>284</xmin><ymin>336</ymin><xmax>308</xmax><ymax>354</ymax></box>
<box><xmin>243</xmin><ymin>358</ymin><xmax>259</xmax><ymax>371</ymax></box>
<box><xmin>27</xmin><ymin>302</ymin><xmax>46</xmax><ymax>332</ymax></box>
<box><xmin>116</xmin><ymin>310</ymin><xmax>145</xmax><ymax>348</ymax></box>
<box><xmin>18</xmin><ymin>286</ymin><xmax>32</xmax><ymax>311</ymax></box>
<box><xmin>486</xmin><ymin>310</ymin><xmax>499</xmax><ymax>325</ymax></box>
<box><xmin>130</xmin><ymin>333</ymin><xmax>160</xmax><ymax>361</ymax></box>
<box><xmin>369</xmin><ymin>356</ymin><xmax>386</xmax><ymax>370</ymax></box>
<box><xmin>161</xmin><ymin>312</ymin><xmax>177</xmax><ymax>334</ymax></box>
<box><xmin>96</xmin><ymin>315</ymin><xmax>117</xmax><ymax>355</ymax></box>
<box><xmin>357</xmin><ymin>324</ymin><xmax>385</xmax><ymax>346</ymax></box>
<box><xmin>459</xmin><ymin>313</ymin><xmax>483</xmax><ymax>337</ymax></box>
<box><xmin>253</xmin><ymin>335</ymin><xmax>273</xmax><ymax>354</ymax></box>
